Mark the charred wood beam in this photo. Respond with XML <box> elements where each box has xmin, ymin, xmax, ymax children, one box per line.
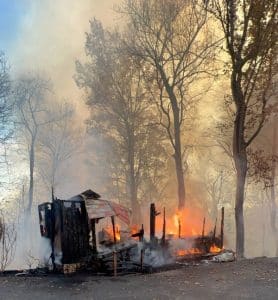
<box><xmin>202</xmin><ymin>217</ymin><xmax>206</xmax><ymax>239</ymax></box>
<box><xmin>220</xmin><ymin>207</ymin><xmax>224</xmax><ymax>248</ymax></box>
<box><xmin>113</xmin><ymin>251</ymin><xmax>117</xmax><ymax>277</ymax></box>
<box><xmin>140</xmin><ymin>249</ymin><xmax>144</xmax><ymax>273</ymax></box>
<box><xmin>213</xmin><ymin>218</ymin><xmax>217</xmax><ymax>242</ymax></box>
<box><xmin>90</xmin><ymin>219</ymin><xmax>97</xmax><ymax>254</ymax></box>
<box><xmin>161</xmin><ymin>207</ymin><xmax>166</xmax><ymax>245</ymax></box>
<box><xmin>140</xmin><ymin>224</ymin><xmax>144</xmax><ymax>242</ymax></box>
<box><xmin>111</xmin><ymin>216</ymin><xmax>117</xmax><ymax>244</ymax></box>
<box><xmin>178</xmin><ymin>217</ymin><xmax>181</xmax><ymax>238</ymax></box>
<box><xmin>50</xmin><ymin>204</ymin><xmax>56</xmax><ymax>270</ymax></box>
<box><xmin>150</xmin><ymin>203</ymin><xmax>156</xmax><ymax>243</ymax></box>
<box><xmin>51</xmin><ymin>186</ymin><xmax>54</xmax><ymax>202</ymax></box>
<box><xmin>131</xmin><ymin>224</ymin><xmax>144</xmax><ymax>242</ymax></box>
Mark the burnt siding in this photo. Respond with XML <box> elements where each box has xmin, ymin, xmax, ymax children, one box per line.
<box><xmin>60</xmin><ymin>200</ymin><xmax>90</xmax><ymax>264</ymax></box>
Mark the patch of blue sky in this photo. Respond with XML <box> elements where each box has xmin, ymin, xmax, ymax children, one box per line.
<box><xmin>0</xmin><ymin>0</ymin><xmax>28</xmax><ymax>52</ymax></box>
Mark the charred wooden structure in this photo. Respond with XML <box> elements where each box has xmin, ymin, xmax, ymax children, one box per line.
<box><xmin>38</xmin><ymin>189</ymin><xmax>130</xmax><ymax>270</ymax></box>
<box><xmin>38</xmin><ymin>191</ymin><xmax>226</xmax><ymax>275</ymax></box>
<box><xmin>39</xmin><ymin>197</ymin><xmax>91</xmax><ymax>266</ymax></box>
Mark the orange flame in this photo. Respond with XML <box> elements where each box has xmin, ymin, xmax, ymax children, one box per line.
<box><xmin>130</xmin><ymin>224</ymin><xmax>140</xmax><ymax>235</ymax></box>
<box><xmin>156</xmin><ymin>207</ymin><xmax>213</xmax><ymax>238</ymax></box>
<box><xmin>115</xmin><ymin>225</ymin><xmax>121</xmax><ymax>241</ymax></box>
<box><xmin>176</xmin><ymin>248</ymin><xmax>202</xmax><ymax>256</ymax></box>
<box><xmin>104</xmin><ymin>224</ymin><xmax>121</xmax><ymax>242</ymax></box>
<box><xmin>209</xmin><ymin>244</ymin><xmax>222</xmax><ymax>253</ymax></box>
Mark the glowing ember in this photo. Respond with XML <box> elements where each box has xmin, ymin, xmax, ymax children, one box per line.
<box><xmin>209</xmin><ymin>244</ymin><xmax>222</xmax><ymax>253</ymax></box>
<box><xmin>176</xmin><ymin>248</ymin><xmax>202</xmax><ymax>256</ymax></box>
<box><xmin>115</xmin><ymin>225</ymin><xmax>121</xmax><ymax>241</ymax></box>
<box><xmin>105</xmin><ymin>224</ymin><xmax>121</xmax><ymax>242</ymax></box>
<box><xmin>173</xmin><ymin>213</ymin><xmax>180</xmax><ymax>228</ymax></box>
<box><xmin>191</xmin><ymin>229</ymin><xmax>197</xmax><ymax>236</ymax></box>
<box><xmin>130</xmin><ymin>225</ymin><xmax>140</xmax><ymax>235</ymax></box>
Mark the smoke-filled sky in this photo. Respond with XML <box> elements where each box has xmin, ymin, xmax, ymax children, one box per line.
<box><xmin>0</xmin><ymin>0</ymin><xmax>119</xmax><ymax>112</ymax></box>
<box><xmin>0</xmin><ymin>0</ymin><xmax>121</xmax><ymax>199</ymax></box>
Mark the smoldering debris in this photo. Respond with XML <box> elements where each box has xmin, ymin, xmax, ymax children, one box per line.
<box><xmin>212</xmin><ymin>250</ymin><xmax>235</xmax><ymax>263</ymax></box>
<box><xmin>32</xmin><ymin>190</ymin><xmax>233</xmax><ymax>276</ymax></box>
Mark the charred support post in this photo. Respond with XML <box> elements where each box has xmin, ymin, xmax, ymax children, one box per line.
<box><xmin>140</xmin><ymin>249</ymin><xmax>144</xmax><ymax>273</ymax></box>
<box><xmin>150</xmin><ymin>203</ymin><xmax>156</xmax><ymax>243</ymax></box>
<box><xmin>90</xmin><ymin>219</ymin><xmax>97</xmax><ymax>254</ymax></box>
<box><xmin>213</xmin><ymin>218</ymin><xmax>217</xmax><ymax>242</ymax></box>
<box><xmin>202</xmin><ymin>217</ymin><xmax>206</xmax><ymax>238</ymax></box>
<box><xmin>51</xmin><ymin>186</ymin><xmax>55</xmax><ymax>202</ymax></box>
<box><xmin>140</xmin><ymin>224</ymin><xmax>144</xmax><ymax>242</ymax></box>
<box><xmin>50</xmin><ymin>203</ymin><xmax>56</xmax><ymax>270</ymax></box>
<box><xmin>220</xmin><ymin>207</ymin><xmax>224</xmax><ymax>248</ymax></box>
<box><xmin>131</xmin><ymin>224</ymin><xmax>144</xmax><ymax>241</ymax></box>
<box><xmin>113</xmin><ymin>251</ymin><xmax>117</xmax><ymax>277</ymax></box>
<box><xmin>111</xmin><ymin>216</ymin><xmax>117</xmax><ymax>244</ymax></box>
<box><xmin>161</xmin><ymin>207</ymin><xmax>166</xmax><ymax>245</ymax></box>
<box><xmin>178</xmin><ymin>217</ymin><xmax>181</xmax><ymax>238</ymax></box>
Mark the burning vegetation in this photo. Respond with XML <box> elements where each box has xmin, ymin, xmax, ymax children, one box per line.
<box><xmin>38</xmin><ymin>189</ymin><xmax>229</xmax><ymax>275</ymax></box>
<box><xmin>0</xmin><ymin>0</ymin><xmax>276</xmax><ymax>275</ymax></box>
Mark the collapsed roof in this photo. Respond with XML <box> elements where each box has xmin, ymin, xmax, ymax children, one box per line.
<box><xmin>69</xmin><ymin>189</ymin><xmax>130</xmax><ymax>225</ymax></box>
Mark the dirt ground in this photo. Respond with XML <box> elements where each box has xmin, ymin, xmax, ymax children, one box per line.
<box><xmin>0</xmin><ymin>257</ymin><xmax>277</xmax><ymax>300</ymax></box>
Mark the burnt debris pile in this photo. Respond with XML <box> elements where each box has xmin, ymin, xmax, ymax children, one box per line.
<box><xmin>38</xmin><ymin>190</ymin><xmax>232</xmax><ymax>275</ymax></box>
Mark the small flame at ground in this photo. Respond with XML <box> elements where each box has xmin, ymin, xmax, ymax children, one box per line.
<box><xmin>130</xmin><ymin>225</ymin><xmax>140</xmax><ymax>235</ymax></box>
<box><xmin>104</xmin><ymin>224</ymin><xmax>121</xmax><ymax>242</ymax></box>
<box><xmin>176</xmin><ymin>248</ymin><xmax>202</xmax><ymax>256</ymax></box>
<box><xmin>115</xmin><ymin>226</ymin><xmax>121</xmax><ymax>241</ymax></box>
<box><xmin>209</xmin><ymin>244</ymin><xmax>222</xmax><ymax>253</ymax></box>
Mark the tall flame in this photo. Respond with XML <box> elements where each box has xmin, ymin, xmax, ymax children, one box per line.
<box><xmin>156</xmin><ymin>207</ymin><xmax>213</xmax><ymax>238</ymax></box>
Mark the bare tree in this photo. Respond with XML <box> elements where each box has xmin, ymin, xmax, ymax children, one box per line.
<box><xmin>75</xmin><ymin>20</ymin><xmax>167</xmax><ymax>223</ymax></box>
<box><xmin>0</xmin><ymin>52</ymin><xmax>12</xmax><ymax>142</ymax></box>
<box><xmin>204</xmin><ymin>170</ymin><xmax>225</xmax><ymax>218</ymax></box>
<box><xmin>0</xmin><ymin>215</ymin><xmax>3</xmax><ymax>241</ymax></box>
<box><xmin>37</xmin><ymin>102</ymin><xmax>82</xmax><ymax>197</ymax></box>
<box><xmin>14</xmin><ymin>74</ymin><xmax>52</xmax><ymax>214</ymax></box>
<box><xmin>207</xmin><ymin>0</ymin><xmax>278</xmax><ymax>257</ymax></box>
<box><xmin>0</xmin><ymin>210</ymin><xmax>16</xmax><ymax>272</ymax></box>
<box><xmin>0</xmin><ymin>52</ymin><xmax>13</xmax><ymax>177</ymax></box>
<box><xmin>122</xmin><ymin>0</ymin><xmax>218</xmax><ymax>209</ymax></box>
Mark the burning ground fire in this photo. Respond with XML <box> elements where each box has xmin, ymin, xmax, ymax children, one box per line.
<box><xmin>157</xmin><ymin>207</ymin><xmax>212</xmax><ymax>238</ymax></box>
<box><xmin>102</xmin><ymin>206</ymin><xmax>224</xmax><ymax>258</ymax></box>
<box><xmin>153</xmin><ymin>207</ymin><xmax>223</xmax><ymax>256</ymax></box>
<box><xmin>38</xmin><ymin>191</ymin><xmax>227</xmax><ymax>275</ymax></box>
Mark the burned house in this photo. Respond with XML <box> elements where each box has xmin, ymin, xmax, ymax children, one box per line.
<box><xmin>38</xmin><ymin>189</ymin><xmax>130</xmax><ymax>269</ymax></box>
<box><xmin>38</xmin><ymin>190</ymin><xmax>229</xmax><ymax>274</ymax></box>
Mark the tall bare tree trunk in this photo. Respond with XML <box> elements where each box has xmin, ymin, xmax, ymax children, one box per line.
<box><xmin>173</xmin><ymin>107</ymin><xmax>186</xmax><ymax>210</ymax></box>
<box><xmin>127</xmin><ymin>128</ymin><xmax>141</xmax><ymax>224</ymax></box>
<box><xmin>232</xmin><ymin>73</ymin><xmax>247</xmax><ymax>258</ymax></box>
<box><xmin>163</xmin><ymin>77</ymin><xmax>186</xmax><ymax>210</ymax></box>
<box><xmin>27</xmin><ymin>135</ymin><xmax>36</xmax><ymax>214</ymax></box>
<box><xmin>207</xmin><ymin>0</ymin><xmax>277</xmax><ymax>260</ymax></box>
<box><xmin>234</xmin><ymin>157</ymin><xmax>247</xmax><ymax>258</ymax></box>
<box><xmin>129</xmin><ymin>168</ymin><xmax>141</xmax><ymax>225</ymax></box>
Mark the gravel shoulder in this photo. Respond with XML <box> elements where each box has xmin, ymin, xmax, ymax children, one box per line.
<box><xmin>0</xmin><ymin>257</ymin><xmax>277</xmax><ymax>300</ymax></box>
